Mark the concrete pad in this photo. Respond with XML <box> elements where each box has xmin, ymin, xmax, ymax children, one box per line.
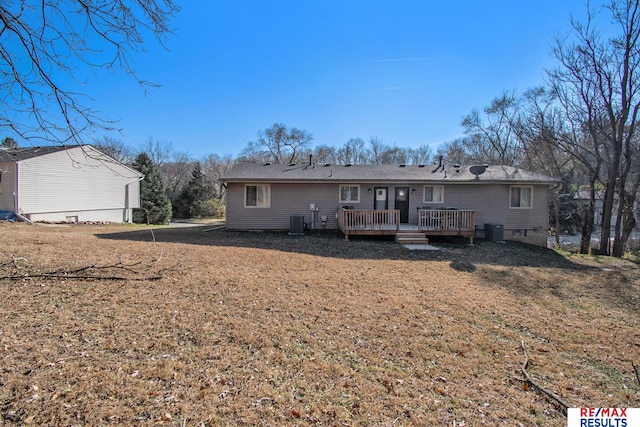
<box><xmin>402</xmin><ymin>244</ymin><xmax>439</xmax><ymax>251</ymax></box>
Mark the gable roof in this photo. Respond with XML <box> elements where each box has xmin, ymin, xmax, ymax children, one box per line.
<box><xmin>221</xmin><ymin>162</ymin><xmax>560</xmax><ymax>184</ymax></box>
<box><xmin>0</xmin><ymin>145</ymin><xmax>69</xmax><ymax>161</ymax></box>
<box><xmin>0</xmin><ymin>145</ymin><xmax>143</xmax><ymax>179</ymax></box>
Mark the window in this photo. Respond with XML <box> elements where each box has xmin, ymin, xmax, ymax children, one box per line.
<box><xmin>510</xmin><ymin>186</ymin><xmax>533</xmax><ymax>208</ymax></box>
<box><xmin>339</xmin><ymin>185</ymin><xmax>360</xmax><ymax>203</ymax></box>
<box><xmin>245</xmin><ymin>184</ymin><xmax>270</xmax><ymax>208</ymax></box>
<box><xmin>423</xmin><ymin>185</ymin><xmax>444</xmax><ymax>203</ymax></box>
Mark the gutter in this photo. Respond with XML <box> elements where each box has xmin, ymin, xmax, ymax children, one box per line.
<box><xmin>125</xmin><ymin>174</ymin><xmax>144</xmax><ymax>223</ymax></box>
<box><xmin>13</xmin><ymin>161</ymin><xmax>31</xmax><ymax>224</ymax></box>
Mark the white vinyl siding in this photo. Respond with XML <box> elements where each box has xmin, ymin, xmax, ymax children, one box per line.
<box><xmin>423</xmin><ymin>185</ymin><xmax>444</xmax><ymax>203</ymax></box>
<box><xmin>339</xmin><ymin>185</ymin><xmax>360</xmax><ymax>203</ymax></box>
<box><xmin>510</xmin><ymin>186</ymin><xmax>533</xmax><ymax>209</ymax></box>
<box><xmin>14</xmin><ymin>146</ymin><xmax>141</xmax><ymax>222</ymax></box>
<box><xmin>245</xmin><ymin>184</ymin><xmax>270</xmax><ymax>208</ymax></box>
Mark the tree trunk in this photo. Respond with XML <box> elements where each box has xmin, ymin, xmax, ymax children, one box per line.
<box><xmin>597</xmin><ymin>159</ymin><xmax>620</xmax><ymax>255</ymax></box>
<box><xmin>579</xmin><ymin>184</ymin><xmax>597</xmax><ymax>254</ymax></box>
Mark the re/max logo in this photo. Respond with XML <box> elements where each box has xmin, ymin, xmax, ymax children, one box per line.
<box><xmin>567</xmin><ymin>408</ymin><xmax>639</xmax><ymax>427</ymax></box>
<box><xmin>580</xmin><ymin>408</ymin><xmax>627</xmax><ymax>417</ymax></box>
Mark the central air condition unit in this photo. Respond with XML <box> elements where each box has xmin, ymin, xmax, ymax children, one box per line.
<box><xmin>484</xmin><ymin>223</ymin><xmax>504</xmax><ymax>243</ymax></box>
<box><xmin>289</xmin><ymin>215</ymin><xmax>305</xmax><ymax>235</ymax></box>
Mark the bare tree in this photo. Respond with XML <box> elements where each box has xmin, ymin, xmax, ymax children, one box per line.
<box><xmin>201</xmin><ymin>153</ymin><xmax>234</xmax><ymax>198</ymax></box>
<box><xmin>461</xmin><ymin>91</ymin><xmax>524</xmax><ymax>166</ymax></box>
<box><xmin>93</xmin><ymin>136</ymin><xmax>135</xmax><ymax>164</ymax></box>
<box><xmin>406</xmin><ymin>144</ymin><xmax>432</xmax><ymax>165</ymax></box>
<box><xmin>513</xmin><ymin>87</ymin><xmax>583</xmax><ymax>247</ymax></box>
<box><xmin>379</xmin><ymin>146</ymin><xmax>408</xmax><ymax>165</ymax></box>
<box><xmin>161</xmin><ymin>152</ymin><xmax>193</xmax><ymax>200</ymax></box>
<box><xmin>549</xmin><ymin>0</ymin><xmax>640</xmax><ymax>256</ymax></box>
<box><xmin>312</xmin><ymin>144</ymin><xmax>338</xmax><ymax>165</ymax></box>
<box><xmin>240</xmin><ymin>123</ymin><xmax>313</xmax><ymax>164</ymax></box>
<box><xmin>336</xmin><ymin>137</ymin><xmax>368</xmax><ymax>165</ymax></box>
<box><xmin>368</xmin><ymin>136</ymin><xmax>387</xmax><ymax>164</ymax></box>
<box><xmin>142</xmin><ymin>137</ymin><xmax>174</xmax><ymax>168</ymax></box>
<box><xmin>0</xmin><ymin>1</ymin><xmax>179</xmax><ymax>145</ymax></box>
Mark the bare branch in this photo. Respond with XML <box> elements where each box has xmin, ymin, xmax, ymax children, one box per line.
<box><xmin>0</xmin><ymin>1</ymin><xmax>179</xmax><ymax>145</ymax></box>
<box><xmin>517</xmin><ymin>340</ymin><xmax>570</xmax><ymax>415</ymax></box>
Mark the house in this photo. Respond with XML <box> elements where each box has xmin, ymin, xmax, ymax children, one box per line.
<box><xmin>220</xmin><ymin>161</ymin><xmax>560</xmax><ymax>246</ymax></box>
<box><xmin>0</xmin><ymin>145</ymin><xmax>143</xmax><ymax>223</ymax></box>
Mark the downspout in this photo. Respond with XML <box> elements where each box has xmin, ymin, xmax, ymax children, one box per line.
<box><xmin>13</xmin><ymin>161</ymin><xmax>31</xmax><ymax>224</ymax></box>
<box><xmin>125</xmin><ymin>175</ymin><xmax>144</xmax><ymax>223</ymax></box>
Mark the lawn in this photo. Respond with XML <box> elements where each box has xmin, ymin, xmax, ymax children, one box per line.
<box><xmin>0</xmin><ymin>223</ymin><xmax>638</xmax><ymax>426</ymax></box>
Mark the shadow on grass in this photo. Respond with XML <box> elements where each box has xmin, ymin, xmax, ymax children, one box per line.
<box><xmin>96</xmin><ymin>225</ymin><xmax>592</xmax><ymax>270</ymax></box>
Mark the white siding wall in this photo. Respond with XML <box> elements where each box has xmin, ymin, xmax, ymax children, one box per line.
<box><xmin>17</xmin><ymin>146</ymin><xmax>141</xmax><ymax>222</ymax></box>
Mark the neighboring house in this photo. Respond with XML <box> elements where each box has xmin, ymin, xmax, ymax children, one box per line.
<box><xmin>0</xmin><ymin>145</ymin><xmax>143</xmax><ymax>223</ymax></box>
<box><xmin>221</xmin><ymin>161</ymin><xmax>560</xmax><ymax>246</ymax></box>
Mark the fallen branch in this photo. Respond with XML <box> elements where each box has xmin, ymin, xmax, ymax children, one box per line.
<box><xmin>518</xmin><ymin>340</ymin><xmax>569</xmax><ymax>416</ymax></box>
<box><xmin>0</xmin><ymin>258</ymin><xmax>165</xmax><ymax>282</ymax></box>
<box><xmin>633</xmin><ymin>363</ymin><xmax>640</xmax><ymax>389</ymax></box>
<box><xmin>0</xmin><ymin>273</ymin><xmax>163</xmax><ymax>281</ymax></box>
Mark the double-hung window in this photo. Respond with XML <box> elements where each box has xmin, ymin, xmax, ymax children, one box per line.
<box><xmin>423</xmin><ymin>185</ymin><xmax>444</xmax><ymax>203</ymax></box>
<box><xmin>245</xmin><ymin>184</ymin><xmax>270</xmax><ymax>208</ymax></box>
<box><xmin>339</xmin><ymin>185</ymin><xmax>360</xmax><ymax>203</ymax></box>
<box><xmin>510</xmin><ymin>186</ymin><xmax>533</xmax><ymax>208</ymax></box>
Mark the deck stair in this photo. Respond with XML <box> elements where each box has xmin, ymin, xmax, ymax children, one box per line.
<box><xmin>395</xmin><ymin>230</ymin><xmax>429</xmax><ymax>245</ymax></box>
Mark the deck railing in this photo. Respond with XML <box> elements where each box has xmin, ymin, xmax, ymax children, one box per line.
<box><xmin>338</xmin><ymin>208</ymin><xmax>399</xmax><ymax>239</ymax></box>
<box><xmin>418</xmin><ymin>209</ymin><xmax>475</xmax><ymax>235</ymax></box>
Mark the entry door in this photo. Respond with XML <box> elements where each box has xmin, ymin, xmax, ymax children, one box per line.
<box><xmin>374</xmin><ymin>187</ymin><xmax>388</xmax><ymax>210</ymax></box>
<box><xmin>395</xmin><ymin>187</ymin><xmax>410</xmax><ymax>223</ymax></box>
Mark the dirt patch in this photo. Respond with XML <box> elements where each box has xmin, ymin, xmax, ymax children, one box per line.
<box><xmin>0</xmin><ymin>223</ymin><xmax>638</xmax><ymax>426</ymax></box>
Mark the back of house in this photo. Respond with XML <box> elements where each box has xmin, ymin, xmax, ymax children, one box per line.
<box><xmin>221</xmin><ymin>161</ymin><xmax>559</xmax><ymax>247</ymax></box>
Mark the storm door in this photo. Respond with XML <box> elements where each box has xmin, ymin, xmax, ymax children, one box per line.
<box><xmin>374</xmin><ymin>187</ymin><xmax>388</xmax><ymax>210</ymax></box>
<box><xmin>395</xmin><ymin>186</ymin><xmax>410</xmax><ymax>223</ymax></box>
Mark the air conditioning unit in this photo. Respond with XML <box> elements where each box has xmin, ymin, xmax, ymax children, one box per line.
<box><xmin>484</xmin><ymin>223</ymin><xmax>504</xmax><ymax>243</ymax></box>
<box><xmin>289</xmin><ymin>215</ymin><xmax>305</xmax><ymax>235</ymax></box>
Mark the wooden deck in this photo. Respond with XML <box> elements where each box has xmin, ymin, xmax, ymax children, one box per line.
<box><xmin>418</xmin><ymin>209</ymin><xmax>476</xmax><ymax>244</ymax></box>
<box><xmin>338</xmin><ymin>208</ymin><xmax>475</xmax><ymax>243</ymax></box>
<box><xmin>337</xmin><ymin>208</ymin><xmax>399</xmax><ymax>240</ymax></box>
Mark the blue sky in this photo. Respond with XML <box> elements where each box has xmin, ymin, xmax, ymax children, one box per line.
<box><xmin>83</xmin><ymin>1</ymin><xmax>591</xmax><ymax>158</ymax></box>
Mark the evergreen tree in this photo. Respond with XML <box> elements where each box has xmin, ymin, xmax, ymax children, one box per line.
<box><xmin>132</xmin><ymin>153</ymin><xmax>172</xmax><ymax>224</ymax></box>
<box><xmin>172</xmin><ymin>162</ymin><xmax>216</xmax><ymax>218</ymax></box>
<box><xmin>1</xmin><ymin>137</ymin><xmax>18</xmax><ymax>149</ymax></box>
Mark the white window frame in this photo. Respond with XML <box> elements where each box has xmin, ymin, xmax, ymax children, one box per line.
<box><xmin>244</xmin><ymin>184</ymin><xmax>271</xmax><ymax>208</ymax></box>
<box><xmin>510</xmin><ymin>185</ymin><xmax>533</xmax><ymax>209</ymax></box>
<box><xmin>339</xmin><ymin>184</ymin><xmax>360</xmax><ymax>203</ymax></box>
<box><xmin>423</xmin><ymin>185</ymin><xmax>444</xmax><ymax>204</ymax></box>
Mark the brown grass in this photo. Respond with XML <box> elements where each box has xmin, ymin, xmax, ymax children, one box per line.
<box><xmin>0</xmin><ymin>223</ymin><xmax>638</xmax><ymax>426</ymax></box>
